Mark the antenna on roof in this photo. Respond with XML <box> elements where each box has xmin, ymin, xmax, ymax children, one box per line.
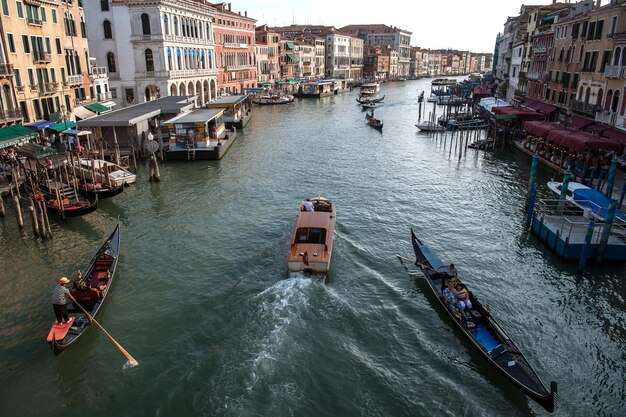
<box><xmin>292</xmin><ymin>7</ymin><xmax>295</xmax><ymax>25</ymax></box>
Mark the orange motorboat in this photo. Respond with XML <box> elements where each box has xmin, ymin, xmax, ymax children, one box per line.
<box><xmin>288</xmin><ymin>196</ymin><xmax>336</xmax><ymax>273</ymax></box>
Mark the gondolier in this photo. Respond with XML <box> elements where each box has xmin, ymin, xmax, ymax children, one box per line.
<box><xmin>52</xmin><ymin>277</ymin><xmax>71</xmax><ymax>325</ymax></box>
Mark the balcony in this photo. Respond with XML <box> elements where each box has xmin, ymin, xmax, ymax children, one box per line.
<box><xmin>571</xmin><ymin>99</ymin><xmax>601</xmax><ymax>116</ymax></box>
<box><xmin>92</xmin><ymin>66</ymin><xmax>108</xmax><ymax>79</ymax></box>
<box><xmin>225</xmin><ymin>65</ymin><xmax>254</xmax><ymax>71</ymax></box>
<box><xmin>68</xmin><ymin>74</ymin><xmax>83</xmax><ymax>86</ymax></box>
<box><xmin>526</xmin><ymin>71</ymin><xmax>541</xmax><ymax>80</ymax></box>
<box><xmin>0</xmin><ymin>108</ymin><xmax>22</xmax><ymax>121</ymax></box>
<box><xmin>33</xmin><ymin>51</ymin><xmax>52</xmax><ymax>63</ymax></box>
<box><xmin>0</xmin><ymin>63</ymin><xmax>13</xmax><ymax>77</ymax></box>
<box><xmin>604</xmin><ymin>65</ymin><xmax>626</xmax><ymax>78</ymax></box>
<box><xmin>596</xmin><ymin>110</ymin><xmax>617</xmax><ymax>125</ymax></box>
<box><xmin>27</xmin><ymin>17</ymin><xmax>43</xmax><ymax>26</ymax></box>
<box><xmin>96</xmin><ymin>91</ymin><xmax>112</xmax><ymax>101</ymax></box>
<box><xmin>16</xmin><ymin>85</ymin><xmax>25</xmax><ymax>92</ymax></box>
<box><xmin>534</xmin><ymin>46</ymin><xmax>547</xmax><ymax>53</ymax></box>
<box><xmin>162</xmin><ymin>34</ymin><xmax>214</xmax><ymax>46</ymax></box>
<box><xmin>518</xmin><ymin>71</ymin><xmax>527</xmax><ymax>79</ymax></box>
<box><xmin>139</xmin><ymin>68</ymin><xmax>219</xmax><ymax>79</ymax></box>
<box><xmin>29</xmin><ymin>83</ymin><xmax>38</xmax><ymax>92</ymax></box>
<box><xmin>223</xmin><ymin>42</ymin><xmax>248</xmax><ymax>49</ymax></box>
<box><xmin>42</xmin><ymin>82</ymin><xmax>58</xmax><ymax>94</ymax></box>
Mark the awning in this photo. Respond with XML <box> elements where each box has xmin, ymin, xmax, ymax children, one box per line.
<box><xmin>566</xmin><ymin>115</ymin><xmax>594</xmax><ymax>129</ymax></box>
<box><xmin>286</xmin><ymin>54</ymin><xmax>298</xmax><ymax>62</ymax></box>
<box><xmin>601</xmin><ymin>128</ymin><xmax>626</xmax><ymax>144</ymax></box>
<box><xmin>259</xmin><ymin>81</ymin><xmax>274</xmax><ymax>86</ymax></box>
<box><xmin>26</xmin><ymin>120</ymin><xmax>56</xmax><ymax>131</ymax></box>
<box><xmin>547</xmin><ymin>130</ymin><xmax>621</xmax><ymax>152</ymax></box>
<box><xmin>285</xmin><ymin>42</ymin><xmax>295</xmax><ymax>49</ymax></box>
<box><xmin>584</xmin><ymin>123</ymin><xmax>610</xmax><ymax>135</ymax></box>
<box><xmin>16</xmin><ymin>143</ymin><xmax>56</xmax><ymax>159</ymax></box>
<box><xmin>537</xmin><ymin>103</ymin><xmax>559</xmax><ymax>114</ymax></box>
<box><xmin>520</xmin><ymin>99</ymin><xmax>543</xmax><ymax>111</ymax></box>
<box><xmin>73</xmin><ymin>106</ymin><xmax>96</xmax><ymax>120</ymax></box>
<box><xmin>0</xmin><ymin>125</ymin><xmax>38</xmax><ymax>149</ymax></box>
<box><xmin>523</xmin><ymin>121</ymin><xmax>564</xmax><ymax>138</ymax></box>
<box><xmin>472</xmin><ymin>85</ymin><xmax>493</xmax><ymax>96</ymax></box>
<box><xmin>493</xmin><ymin>106</ymin><xmax>545</xmax><ymax>118</ymax></box>
<box><xmin>84</xmin><ymin>103</ymin><xmax>112</xmax><ymax>114</ymax></box>
<box><xmin>47</xmin><ymin>121</ymin><xmax>77</xmax><ymax>132</ymax></box>
<box><xmin>62</xmin><ymin>129</ymin><xmax>91</xmax><ymax>136</ymax></box>
<box><xmin>100</xmin><ymin>101</ymin><xmax>116</xmax><ymax>108</ymax></box>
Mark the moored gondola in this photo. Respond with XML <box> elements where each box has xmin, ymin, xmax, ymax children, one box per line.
<box><xmin>27</xmin><ymin>180</ymin><xmax>98</xmax><ymax>218</ymax></box>
<box><xmin>47</xmin><ymin>223</ymin><xmax>121</xmax><ymax>355</ymax></box>
<box><xmin>409</xmin><ymin>229</ymin><xmax>557</xmax><ymax>412</ymax></box>
<box><xmin>77</xmin><ymin>181</ymin><xmax>124</xmax><ymax>199</ymax></box>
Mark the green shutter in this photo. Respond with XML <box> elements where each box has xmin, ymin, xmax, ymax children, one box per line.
<box><xmin>1</xmin><ymin>0</ymin><xmax>8</xmax><ymax>16</ymax></box>
<box><xmin>51</xmin><ymin>8</ymin><xmax>56</xmax><ymax>23</ymax></box>
<box><xmin>40</xmin><ymin>7</ymin><xmax>46</xmax><ymax>22</ymax></box>
<box><xmin>16</xmin><ymin>1</ymin><xmax>22</xmax><ymax>18</ymax></box>
<box><xmin>7</xmin><ymin>33</ymin><xmax>14</xmax><ymax>53</ymax></box>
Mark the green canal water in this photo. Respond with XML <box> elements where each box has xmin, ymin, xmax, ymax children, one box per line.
<box><xmin>0</xmin><ymin>80</ymin><xmax>624</xmax><ymax>417</ymax></box>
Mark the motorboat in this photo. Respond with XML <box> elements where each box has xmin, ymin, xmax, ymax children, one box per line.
<box><xmin>73</xmin><ymin>158</ymin><xmax>136</xmax><ymax>187</ymax></box>
<box><xmin>288</xmin><ymin>196</ymin><xmax>336</xmax><ymax>274</ymax></box>
<box><xmin>359</xmin><ymin>83</ymin><xmax>380</xmax><ymax>96</ymax></box>
<box><xmin>547</xmin><ymin>181</ymin><xmax>626</xmax><ymax>221</ymax></box>
<box><xmin>416</xmin><ymin>121</ymin><xmax>445</xmax><ymax>132</ymax></box>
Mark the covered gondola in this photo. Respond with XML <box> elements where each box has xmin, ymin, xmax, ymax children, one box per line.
<box><xmin>409</xmin><ymin>229</ymin><xmax>557</xmax><ymax>412</ymax></box>
<box><xmin>47</xmin><ymin>223</ymin><xmax>121</xmax><ymax>355</ymax></box>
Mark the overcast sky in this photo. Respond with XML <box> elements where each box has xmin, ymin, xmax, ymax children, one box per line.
<box><xmin>230</xmin><ymin>0</ymin><xmax>560</xmax><ymax>53</ymax></box>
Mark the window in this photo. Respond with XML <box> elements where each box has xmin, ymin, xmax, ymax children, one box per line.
<box><xmin>55</xmin><ymin>38</ymin><xmax>61</xmax><ymax>54</ymax></box>
<box><xmin>610</xmin><ymin>16</ymin><xmax>617</xmax><ymax>36</ymax></box>
<box><xmin>41</xmin><ymin>7</ymin><xmax>45</xmax><ymax>22</ymax></box>
<box><xmin>1</xmin><ymin>0</ymin><xmax>8</xmax><ymax>16</ymax></box>
<box><xmin>145</xmin><ymin>48</ymin><xmax>154</xmax><ymax>71</ymax></box>
<box><xmin>27</xmin><ymin>68</ymin><xmax>34</xmax><ymax>86</ymax></box>
<box><xmin>22</xmin><ymin>35</ymin><xmax>35</xmax><ymax>54</ymax></box>
<box><xmin>106</xmin><ymin>51</ymin><xmax>116</xmax><ymax>72</ymax></box>
<box><xmin>588</xmin><ymin>21</ymin><xmax>596</xmax><ymax>39</ymax></box>
<box><xmin>16</xmin><ymin>1</ymin><xmax>23</xmax><ymax>18</ymax></box>
<box><xmin>14</xmin><ymin>68</ymin><xmax>22</xmax><ymax>87</ymax></box>
<box><xmin>141</xmin><ymin>13</ymin><xmax>151</xmax><ymax>35</ymax></box>
<box><xmin>100</xmin><ymin>0</ymin><xmax>109</xmax><ymax>11</ymax></box>
<box><xmin>44</xmin><ymin>37</ymin><xmax>50</xmax><ymax>53</ymax></box>
<box><xmin>103</xmin><ymin>20</ymin><xmax>112</xmax><ymax>39</ymax></box>
<box><xmin>572</xmin><ymin>22</ymin><xmax>579</xmax><ymax>39</ymax></box>
<box><xmin>80</xmin><ymin>15</ymin><xmax>86</xmax><ymax>37</ymax></box>
<box><xmin>125</xmin><ymin>88</ymin><xmax>134</xmax><ymax>102</ymax></box>
<box><xmin>595</xmin><ymin>20</ymin><xmax>604</xmax><ymax>40</ymax></box>
<box><xmin>110</xmin><ymin>88</ymin><xmax>117</xmax><ymax>99</ymax></box>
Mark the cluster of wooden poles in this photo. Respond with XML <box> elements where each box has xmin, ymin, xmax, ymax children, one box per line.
<box><xmin>1</xmin><ymin>175</ymin><xmax>53</xmax><ymax>239</ymax></box>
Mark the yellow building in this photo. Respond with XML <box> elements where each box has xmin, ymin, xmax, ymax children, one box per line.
<box><xmin>0</xmin><ymin>0</ymin><xmax>93</xmax><ymax>124</ymax></box>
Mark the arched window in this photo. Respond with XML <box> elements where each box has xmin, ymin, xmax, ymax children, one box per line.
<box><xmin>163</xmin><ymin>14</ymin><xmax>169</xmax><ymax>35</ymax></box>
<box><xmin>107</xmin><ymin>51</ymin><xmax>116</xmax><ymax>72</ymax></box>
<box><xmin>103</xmin><ymin>20</ymin><xmax>112</xmax><ymax>39</ymax></box>
<box><xmin>145</xmin><ymin>49</ymin><xmax>154</xmax><ymax>72</ymax></box>
<box><xmin>141</xmin><ymin>13</ymin><xmax>151</xmax><ymax>35</ymax></box>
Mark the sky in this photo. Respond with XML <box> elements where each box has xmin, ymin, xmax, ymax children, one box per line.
<box><xmin>230</xmin><ymin>0</ymin><xmax>560</xmax><ymax>53</ymax></box>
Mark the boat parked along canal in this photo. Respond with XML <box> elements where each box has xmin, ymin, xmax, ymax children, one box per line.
<box><xmin>288</xmin><ymin>197</ymin><xmax>336</xmax><ymax>274</ymax></box>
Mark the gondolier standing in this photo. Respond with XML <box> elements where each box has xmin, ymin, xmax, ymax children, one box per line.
<box><xmin>52</xmin><ymin>277</ymin><xmax>71</xmax><ymax>325</ymax></box>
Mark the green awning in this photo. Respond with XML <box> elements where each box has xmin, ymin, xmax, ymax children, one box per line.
<box><xmin>47</xmin><ymin>121</ymin><xmax>76</xmax><ymax>132</ymax></box>
<box><xmin>259</xmin><ymin>81</ymin><xmax>274</xmax><ymax>86</ymax></box>
<box><xmin>287</xmin><ymin>54</ymin><xmax>298</xmax><ymax>62</ymax></box>
<box><xmin>493</xmin><ymin>114</ymin><xmax>518</xmax><ymax>121</ymax></box>
<box><xmin>0</xmin><ymin>125</ymin><xmax>37</xmax><ymax>149</ymax></box>
<box><xmin>16</xmin><ymin>143</ymin><xmax>57</xmax><ymax>159</ymax></box>
<box><xmin>286</xmin><ymin>78</ymin><xmax>298</xmax><ymax>83</ymax></box>
<box><xmin>285</xmin><ymin>42</ymin><xmax>295</xmax><ymax>49</ymax></box>
<box><xmin>84</xmin><ymin>102</ymin><xmax>111</xmax><ymax>114</ymax></box>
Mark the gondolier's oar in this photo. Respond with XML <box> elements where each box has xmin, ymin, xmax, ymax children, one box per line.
<box><xmin>68</xmin><ymin>294</ymin><xmax>139</xmax><ymax>369</ymax></box>
<box><xmin>395</xmin><ymin>254</ymin><xmax>441</xmax><ymax>272</ymax></box>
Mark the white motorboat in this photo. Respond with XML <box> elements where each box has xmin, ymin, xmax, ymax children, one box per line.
<box><xmin>73</xmin><ymin>158</ymin><xmax>136</xmax><ymax>187</ymax></box>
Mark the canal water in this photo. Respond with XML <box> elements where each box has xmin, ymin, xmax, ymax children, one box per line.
<box><xmin>1</xmin><ymin>79</ymin><xmax>624</xmax><ymax>417</ymax></box>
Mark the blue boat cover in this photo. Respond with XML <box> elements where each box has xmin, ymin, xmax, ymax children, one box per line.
<box><xmin>420</xmin><ymin>244</ymin><xmax>445</xmax><ymax>271</ymax></box>
<box><xmin>573</xmin><ymin>188</ymin><xmax>624</xmax><ymax>219</ymax></box>
<box><xmin>474</xmin><ymin>323</ymin><xmax>500</xmax><ymax>352</ymax></box>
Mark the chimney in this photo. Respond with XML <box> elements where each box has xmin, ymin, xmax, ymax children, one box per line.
<box><xmin>596</xmin><ymin>0</ymin><xmax>602</xmax><ymax>8</ymax></box>
<box><xmin>245</xmin><ymin>11</ymin><xmax>247</xmax><ymax>17</ymax></box>
<box><xmin>228</xmin><ymin>3</ymin><xmax>231</xmax><ymax>11</ymax></box>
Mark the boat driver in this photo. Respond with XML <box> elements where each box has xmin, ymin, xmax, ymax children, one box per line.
<box><xmin>301</xmin><ymin>199</ymin><xmax>315</xmax><ymax>212</ymax></box>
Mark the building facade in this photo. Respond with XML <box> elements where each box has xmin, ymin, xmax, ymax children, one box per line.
<box><xmin>211</xmin><ymin>2</ymin><xmax>256</xmax><ymax>95</ymax></box>
<box><xmin>86</xmin><ymin>0</ymin><xmax>219</xmax><ymax>108</ymax></box>
<box><xmin>254</xmin><ymin>24</ymin><xmax>280</xmax><ymax>84</ymax></box>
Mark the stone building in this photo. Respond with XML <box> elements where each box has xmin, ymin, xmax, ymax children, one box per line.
<box><xmin>255</xmin><ymin>24</ymin><xmax>280</xmax><ymax>84</ymax></box>
<box><xmin>85</xmin><ymin>0</ymin><xmax>219</xmax><ymax>108</ymax></box>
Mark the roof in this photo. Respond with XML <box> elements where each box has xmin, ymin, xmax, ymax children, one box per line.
<box><xmin>547</xmin><ymin>130</ymin><xmax>621</xmax><ymax>152</ymax></box>
<box><xmin>77</xmin><ymin>96</ymin><xmax>196</xmax><ymax>127</ymax></box>
<box><xmin>47</xmin><ymin>121</ymin><xmax>77</xmax><ymax>132</ymax></box>
<box><xmin>164</xmin><ymin>109</ymin><xmax>225</xmax><ymax>124</ymax></box>
<box><xmin>0</xmin><ymin>125</ymin><xmax>38</xmax><ymax>149</ymax></box>
<box><xmin>62</xmin><ymin>129</ymin><xmax>92</xmax><ymax>136</ymax></box>
<box><xmin>84</xmin><ymin>103</ymin><xmax>112</xmax><ymax>114</ymax></box>
<box><xmin>205</xmin><ymin>95</ymin><xmax>248</xmax><ymax>107</ymax></box>
<box><xmin>26</xmin><ymin>120</ymin><xmax>56</xmax><ymax>131</ymax></box>
<box><xmin>339</xmin><ymin>24</ymin><xmax>412</xmax><ymax>35</ymax></box>
<box><xmin>73</xmin><ymin>106</ymin><xmax>96</xmax><ymax>120</ymax></box>
<box><xmin>16</xmin><ymin>143</ymin><xmax>56</xmax><ymax>159</ymax></box>
<box><xmin>523</xmin><ymin>121</ymin><xmax>565</xmax><ymax>138</ymax></box>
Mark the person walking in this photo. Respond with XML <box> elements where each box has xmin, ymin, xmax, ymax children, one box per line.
<box><xmin>52</xmin><ymin>277</ymin><xmax>71</xmax><ymax>325</ymax></box>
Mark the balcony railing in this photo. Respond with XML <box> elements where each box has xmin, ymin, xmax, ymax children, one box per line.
<box><xmin>42</xmin><ymin>82</ymin><xmax>57</xmax><ymax>94</ymax></box>
<box><xmin>225</xmin><ymin>65</ymin><xmax>254</xmax><ymax>71</ymax></box>
<box><xmin>92</xmin><ymin>66</ymin><xmax>108</xmax><ymax>79</ymax></box>
<box><xmin>596</xmin><ymin>110</ymin><xmax>617</xmax><ymax>125</ymax></box>
<box><xmin>96</xmin><ymin>91</ymin><xmax>112</xmax><ymax>101</ymax></box>
<box><xmin>534</xmin><ymin>46</ymin><xmax>547</xmax><ymax>53</ymax></box>
<box><xmin>68</xmin><ymin>74</ymin><xmax>83</xmax><ymax>86</ymax></box>
<box><xmin>27</xmin><ymin>17</ymin><xmax>43</xmax><ymax>26</ymax></box>
<box><xmin>0</xmin><ymin>108</ymin><xmax>22</xmax><ymax>121</ymax></box>
<box><xmin>29</xmin><ymin>83</ymin><xmax>38</xmax><ymax>92</ymax></box>
<box><xmin>616</xmin><ymin>115</ymin><xmax>626</xmax><ymax>128</ymax></box>
<box><xmin>16</xmin><ymin>85</ymin><xmax>25</xmax><ymax>92</ymax></box>
<box><xmin>162</xmin><ymin>34</ymin><xmax>214</xmax><ymax>46</ymax></box>
<box><xmin>526</xmin><ymin>71</ymin><xmax>542</xmax><ymax>80</ymax></box>
<box><xmin>139</xmin><ymin>68</ymin><xmax>219</xmax><ymax>79</ymax></box>
<box><xmin>33</xmin><ymin>51</ymin><xmax>52</xmax><ymax>63</ymax></box>
<box><xmin>571</xmin><ymin>99</ymin><xmax>601</xmax><ymax>116</ymax></box>
<box><xmin>604</xmin><ymin>65</ymin><xmax>626</xmax><ymax>78</ymax></box>
<box><xmin>0</xmin><ymin>63</ymin><xmax>13</xmax><ymax>76</ymax></box>
<box><xmin>224</xmin><ymin>42</ymin><xmax>248</xmax><ymax>49</ymax></box>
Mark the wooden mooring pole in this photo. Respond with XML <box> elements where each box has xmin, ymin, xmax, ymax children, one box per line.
<box><xmin>0</xmin><ymin>196</ymin><xmax>5</xmax><ymax>217</ymax></box>
<box><xmin>13</xmin><ymin>195</ymin><xmax>23</xmax><ymax>228</ymax></box>
<box><xmin>28</xmin><ymin>197</ymin><xmax>39</xmax><ymax>237</ymax></box>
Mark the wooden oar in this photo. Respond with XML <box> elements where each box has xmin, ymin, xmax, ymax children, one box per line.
<box><xmin>68</xmin><ymin>294</ymin><xmax>138</xmax><ymax>369</ymax></box>
<box><xmin>395</xmin><ymin>254</ymin><xmax>440</xmax><ymax>272</ymax></box>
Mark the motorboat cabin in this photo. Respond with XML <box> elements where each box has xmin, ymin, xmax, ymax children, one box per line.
<box><xmin>204</xmin><ymin>95</ymin><xmax>252</xmax><ymax>129</ymax></box>
<box><xmin>164</xmin><ymin>108</ymin><xmax>232</xmax><ymax>160</ymax></box>
<box><xmin>360</xmin><ymin>83</ymin><xmax>380</xmax><ymax>96</ymax></box>
<box><xmin>288</xmin><ymin>197</ymin><xmax>336</xmax><ymax>274</ymax></box>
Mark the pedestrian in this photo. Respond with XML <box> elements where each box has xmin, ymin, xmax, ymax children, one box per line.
<box><xmin>52</xmin><ymin>277</ymin><xmax>71</xmax><ymax>325</ymax></box>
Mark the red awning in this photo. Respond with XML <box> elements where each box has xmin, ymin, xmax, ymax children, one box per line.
<box><xmin>584</xmin><ymin>123</ymin><xmax>611</xmax><ymax>135</ymax></box>
<box><xmin>601</xmin><ymin>128</ymin><xmax>626</xmax><ymax>144</ymax></box>
<box><xmin>523</xmin><ymin>121</ymin><xmax>564</xmax><ymax>138</ymax></box>
<box><xmin>547</xmin><ymin>130</ymin><xmax>621</xmax><ymax>152</ymax></box>
<box><xmin>472</xmin><ymin>85</ymin><xmax>493</xmax><ymax>96</ymax></box>
<box><xmin>520</xmin><ymin>99</ymin><xmax>543</xmax><ymax>111</ymax></box>
<box><xmin>537</xmin><ymin>103</ymin><xmax>559</xmax><ymax>114</ymax></box>
<box><xmin>566</xmin><ymin>115</ymin><xmax>594</xmax><ymax>129</ymax></box>
<box><xmin>493</xmin><ymin>106</ymin><xmax>545</xmax><ymax>119</ymax></box>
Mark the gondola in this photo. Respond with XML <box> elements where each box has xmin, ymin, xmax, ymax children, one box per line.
<box><xmin>356</xmin><ymin>95</ymin><xmax>385</xmax><ymax>104</ymax></box>
<box><xmin>27</xmin><ymin>180</ymin><xmax>98</xmax><ymax>218</ymax></box>
<box><xmin>367</xmin><ymin>117</ymin><xmax>383</xmax><ymax>130</ymax></box>
<box><xmin>409</xmin><ymin>229</ymin><xmax>557</xmax><ymax>412</ymax></box>
<box><xmin>47</xmin><ymin>222</ymin><xmax>121</xmax><ymax>355</ymax></box>
<box><xmin>77</xmin><ymin>181</ymin><xmax>124</xmax><ymax>199</ymax></box>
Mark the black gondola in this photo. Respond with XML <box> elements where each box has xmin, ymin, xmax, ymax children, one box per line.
<box><xmin>409</xmin><ymin>229</ymin><xmax>557</xmax><ymax>412</ymax></box>
<box><xmin>27</xmin><ymin>180</ymin><xmax>98</xmax><ymax>218</ymax></box>
<box><xmin>47</xmin><ymin>223</ymin><xmax>121</xmax><ymax>355</ymax></box>
<box><xmin>356</xmin><ymin>95</ymin><xmax>385</xmax><ymax>104</ymax></box>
